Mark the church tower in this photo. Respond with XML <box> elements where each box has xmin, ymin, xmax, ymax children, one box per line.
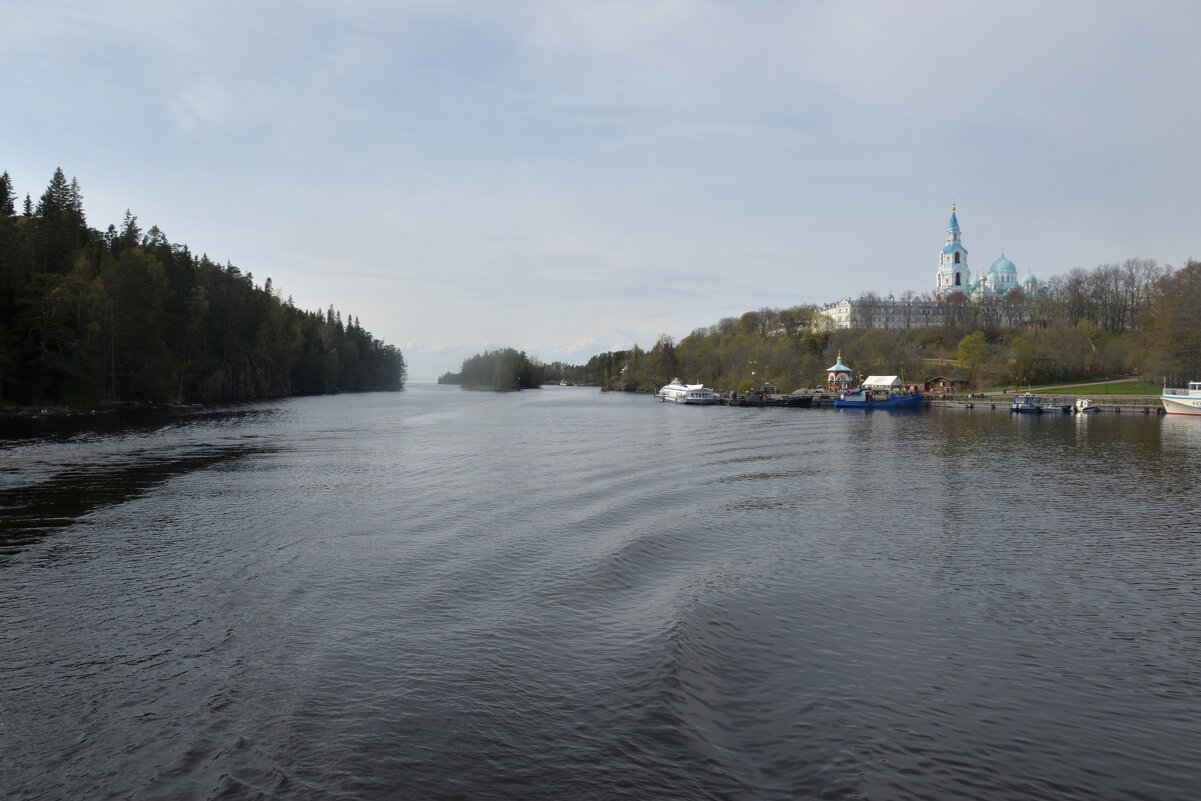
<box><xmin>935</xmin><ymin>204</ymin><xmax>970</xmax><ymax>298</ymax></box>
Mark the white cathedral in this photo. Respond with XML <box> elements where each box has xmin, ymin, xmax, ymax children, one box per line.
<box><xmin>816</xmin><ymin>205</ymin><xmax>1042</xmax><ymax>330</ymax></box>
<box><xmin>935</xmin><ymin>205</ymin><xmax>1039</xmax><ymax>300</ymax></box>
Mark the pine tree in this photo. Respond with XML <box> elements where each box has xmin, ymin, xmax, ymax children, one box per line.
<box><xmin>0</xmin><ymin>171</ymin><xmax>15</xmax><ymax>216</ymax></box>
<box><xmin>32</xmin><ymin>168</ymin><xmax>88</xmax><ymax>272</ymax></box>
<box><xmin>119</xmin><ymin>209</ymin><xmax>141</xmax><ymax>251</ymax></box>
<box><xmin>68</xmin><ymin>177</ymin><xmax>86</xmax><ymax>229</ymax></box>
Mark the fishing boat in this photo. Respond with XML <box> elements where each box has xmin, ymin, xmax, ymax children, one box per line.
<box><xmin>832</xmin><ymin>388</ymin><xmax>925</xmax><ymax>409</ymax></box>
<box><xmin>1161</xmin><ymin>381</ymin><xmax>1201</xmax><ymax>415</ymax></box>
<box><xmin>1011</xmin><ymin>393</ymin><xmax>1045</xmax><ymax>413</ymax></box>
<box><xmin>1011</xmin><ymin>393</ymin><xmax>1069</xmax><ymax>413</ymax></box>
<box><xmin>656</xmin><ymin>379</ymin><xmax>720</xmax><ymax>405</ymax></box>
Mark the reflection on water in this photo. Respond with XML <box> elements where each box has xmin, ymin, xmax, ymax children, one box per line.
<box><xmin>1</xmin><ymin>388</ymin><xmax>1198</xmax><ymax>800</ymax></box>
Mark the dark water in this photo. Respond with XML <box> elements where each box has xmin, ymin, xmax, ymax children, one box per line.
<box><xmin>2</xmin><ymin>386</ymin><xmax>1199</xmax><ymax>800</ymax></box>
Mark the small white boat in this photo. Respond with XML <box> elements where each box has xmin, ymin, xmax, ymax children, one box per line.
<box><xmin>657</xmin><ymin>379</ymin><xmax>719</xmax><ymax>405</ymax></box>
<box><xmin>1073</xmin><ymin>398</ymin><xmax>1098</xmax><ymax>413</ymax></box>
<box><xmin>1161</xmin><ymin>381</ymin><xmax>1201</xmax><ymax>415</ymax></box>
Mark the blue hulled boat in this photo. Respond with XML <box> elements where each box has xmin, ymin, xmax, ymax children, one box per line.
<box><xmin>1010</xmin><ymin>393</ymin><xmax>1045</xmax><ymax>413</ymax></box>
<box><xmin>832</xmin><ymin>388</ymin><xmax>926</xmax><ymax>409</ymax></box>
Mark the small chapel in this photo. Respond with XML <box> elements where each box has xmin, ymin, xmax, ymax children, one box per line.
<box><xmin>826</xmin><ymin>353</ymin><xmax>853</xmax><ymax>392</ymax></box>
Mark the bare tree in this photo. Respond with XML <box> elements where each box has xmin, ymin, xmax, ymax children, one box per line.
<box><xmin>854</xmin><ymin>292</ymin><xmax>882</xmax><ymax>329</ymax></box>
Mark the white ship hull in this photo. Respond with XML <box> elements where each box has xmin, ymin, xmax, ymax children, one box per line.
<box><xmin>657</xmin><ymin>380</ymin><xmax>720</xmax><ymax>405</ymax></box>
<box><xmin>1161</xmin><ymin>383</ymin><xmax>1201</xmax><ymax>415</ymax></box>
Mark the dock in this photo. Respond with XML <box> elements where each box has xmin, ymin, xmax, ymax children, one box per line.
<box><xmin>929</xmin><ymin>395</ymin><xmax>1164</xmax><ymax>414</ymax></box>
<box><xmin>719</xmin><ymin>392</ymin><xmax>1165</xmax><ymax>414</ymax></box>
<box><xmin>723</xmin><ymin>392</ymin><xmax>839</xmax><ymax>408</ymax></box>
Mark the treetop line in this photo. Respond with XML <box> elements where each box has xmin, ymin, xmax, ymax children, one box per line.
<box><xmin>0</xmin><ymin>168</ymin><xmax>406</xmax><ymax>409</ymax></box>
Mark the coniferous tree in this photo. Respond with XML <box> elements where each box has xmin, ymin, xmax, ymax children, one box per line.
<box><xmin>0</xmin><ymin>168</ymin><xmax>407</xmax><ymax>407</ymax></box>
<box><xmin>0</xmin><ymin>171</ymin><xmax>15</xmax><ymax>216</ymax></box>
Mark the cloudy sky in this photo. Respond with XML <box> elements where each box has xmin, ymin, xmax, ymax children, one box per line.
<box><xmin>5</xmin><ymin>1</ymin><xmax>1200</xmax><ymax>379</ymax></box>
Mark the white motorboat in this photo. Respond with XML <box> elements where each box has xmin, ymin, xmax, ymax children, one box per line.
<box><xmin>657</xmin><ymin>379</ymin><xmax>719</xmax><ymax>405</ymax></box>
<box><xmin>1073</xmin><ymin>398</ymin><xmax>1098</xmax><ymax>413</ymax></box>
<box><xmin>1161</xmin><ymin>381</ymin><xmax>1201</xmax><ymax>415</ymax></box>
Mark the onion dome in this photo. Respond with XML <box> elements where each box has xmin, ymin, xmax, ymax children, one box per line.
<box><xmin>827</xmin><ymin>353</ymin><xmax>852</xmax><ymax>374</ymax></box>
<box><xmin>990</xmin><ymin>255</ymin><xmax>1018</xmax><ymax>275</ymax></box>
<box><xmin>1021</xmin><ymin>272</ymin><xmax>1037</xmax><ymax>284</ymax></box>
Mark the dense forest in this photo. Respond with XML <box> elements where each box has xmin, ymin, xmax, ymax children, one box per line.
<box><xmin>0</xmin><ymin>169</ymin><xmax>406</xmax><ymax>408</ymax></box>
<box><xmin>438</xmin><ymin>348</ymin><xmax>541</xmax><ymax>390</ymax></box>
<box><xmin>556</xmin><ymin>257</ymin><xmax>1201</xmax><ymax>394</ymax></box>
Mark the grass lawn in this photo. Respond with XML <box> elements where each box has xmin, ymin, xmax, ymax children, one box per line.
<box><xmin>1017</xmin><ymin>379</ymin><xmax>1162</xmax><ymax>395</ymax></box>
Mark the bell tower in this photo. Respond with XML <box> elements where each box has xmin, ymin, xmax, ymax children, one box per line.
<box><xmin>935</xmin><ymin>203</ymin><xmax>970</xmax><ymax>298</ymax></box>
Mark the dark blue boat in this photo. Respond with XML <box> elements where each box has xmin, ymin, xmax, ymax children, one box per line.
<box><xmin>1009</xmin><ymin>393</ymin><xmax>1072</xmax><ymax>413</ymax></box>
<box><xmin>832</xmin><ymin>389</ymin><xmax>925</xmax><ymax>409</ymax></box>
<box><xmin>1010</xmin><ymin>393</ymin><xmax>1045</xmax><ymax>413</ymax></box>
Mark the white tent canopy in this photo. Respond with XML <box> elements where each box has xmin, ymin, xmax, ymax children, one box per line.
<box><xmin>861</xmin><ymin>375</ymin><xmax>902</xmax><ymax>389</ymax></box>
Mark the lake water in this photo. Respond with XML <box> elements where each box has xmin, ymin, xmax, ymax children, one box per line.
<box><xmin>2</xmin><ymin>385</ymin><xmax>1199</xmax><ymax>800</ymax></box>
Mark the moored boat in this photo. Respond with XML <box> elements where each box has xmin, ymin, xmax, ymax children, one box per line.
<box><xmin>1073</xmin><ymin>398</ymin><xmax>1097</xmax><ymax>413</ymax></box>
<box><xmin>1011</xmin><ymin>393</ymin><xmax>1069</xmax><ymax>413</ymax></box>
<box><xmin>657</xmin><ymin>379</ymin><xmax>719</xmax><ymax>405</ymax></box>
<box><xmin>1161</xmin><ymin>381</ymin><xmax>1201</xmax><ymax>415</ymax></box>
<box><xmin>832</xmin><ymin>388</ymin><xmax>925</xmax><ymax>409</ymax></box>
<box><xmin>1011</xmin><ymin>393</ymin><xmax>1045</xmax><ymax>413</ymax></box>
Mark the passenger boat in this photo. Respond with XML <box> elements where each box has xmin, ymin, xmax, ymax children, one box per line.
<box><xmin>1161</xmin><ymin>381</ymin><xmax>1201</xmax><ymax>415</ymax></box>
<box><xmin>1073</xmin><ymin>398</ymin><xmax>1098</xmax><ymax>413</ymax></box>
<box><xmin>656</xmin><ymin>379</ymin><xmax>720</xmax><ymax>405</ymax></box>
<box><xmin>832</xmin><ymin>388</ymin><xmax>925</xmax><ymax>409</ymax></box>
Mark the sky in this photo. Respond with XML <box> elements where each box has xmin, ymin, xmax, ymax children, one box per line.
<box><xmin>4</xmin><ymin>1</ymin><xmax>1201</xmax><ymax>380</ymax></box>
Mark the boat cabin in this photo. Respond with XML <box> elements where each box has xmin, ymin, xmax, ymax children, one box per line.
<box><xmin>861</xmin><ymin>375</ymin><xmax>902</xmax><ymax>391</ymax></box>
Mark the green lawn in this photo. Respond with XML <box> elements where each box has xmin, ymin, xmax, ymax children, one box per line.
<box><xmin>1017</xmin><ymin>379</ymin><xmax>1162</xmax><ymax>395</ymax></box>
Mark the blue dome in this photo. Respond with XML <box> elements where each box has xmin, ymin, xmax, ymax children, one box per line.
<box><xmin>1021</xmin><ymin>272</ymin><xmax>1037</xmax><ymax>284</ymax></box>
<box><xmin>990</xmin><ymin>256</ymin><xmax>1017</xmax><ymax>274</ymax></box>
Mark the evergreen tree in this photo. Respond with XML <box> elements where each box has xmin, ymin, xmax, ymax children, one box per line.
<box><xmin>0</xmin><ymin>171</ymin><xmax>15</xmax><ymax>216</ymax></box>
<box><xmin>0</xmin><ymin>167</ymin><xmax>406</xmax><ymax>406</ymax></box>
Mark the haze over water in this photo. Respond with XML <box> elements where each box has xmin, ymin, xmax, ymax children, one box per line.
<box><xmin>2</xmin><ymin>386</ymin><xmax>1199</xmax><ymax>800</ymax></box>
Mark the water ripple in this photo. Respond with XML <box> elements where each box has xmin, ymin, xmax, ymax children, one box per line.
<box><xmin>2</xmin><ymin>390</ymin><xmax>1199</xmax><ymax>799</ymax></box>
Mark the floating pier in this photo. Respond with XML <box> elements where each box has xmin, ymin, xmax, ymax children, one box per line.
<box><xmin>928</xmin><ymin>396</ymin><xmax>1164</xmax><ymax>414</ymax></box>
<box><xmin>717</xmin><ymin>392</ymin><xmax>1165</xmax><ymax>414</ymax></box>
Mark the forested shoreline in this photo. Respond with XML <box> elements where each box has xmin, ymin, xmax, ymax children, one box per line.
<box><xmin>554</xmin><ymin>258</ymin><xmax>1201</xmax><ymax>394</ymax></box>
<box><xmin>438</xmin><ymin>256</ymin><xmax>1201</xmax><ymax>397</ymax></box>
<box><xmin>0</xmin><ymin>169</ymin><xmax>405</xmax><ymax>410</ymax></box>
